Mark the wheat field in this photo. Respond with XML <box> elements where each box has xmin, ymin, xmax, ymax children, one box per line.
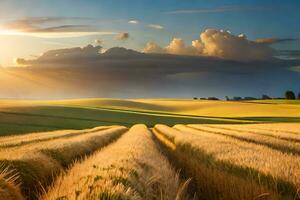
<box><xmin>154</xmin><ymin>124</ymin><xmax>300</xmax><ymax>199</ymax></box>
<box><xmin>1</xmin><ymin>123</ymin><xmax>300</xmax><ymax>200</ymax></box>
<box><xmin>41</xmin><ymin>124</ymin><xmax>189</xmax><ymax>200</ymax></box>
<box><xmin>0</xmin><ymin>126</ymin><xmax>127</xmax><ymax>199</ymax></box>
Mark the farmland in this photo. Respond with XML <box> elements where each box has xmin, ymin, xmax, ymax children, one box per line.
<box><xmin>0</xmin><ymin>122</ymin><xmax>299</xmax><ymax>199</ymax></box>
<box><xmin>154</xmin><ymin>124</ymin><xmax>300</xmax><ymax>199</ymax></box>
<box><xmin>1</xmin><ymin>99</ymin><xmax>300</xmax><ymax>199</ymax></box>
<box><xmin>1</xmin><ymin>98</ymin><xmax>300</xmax><ymax>136</ymax></box>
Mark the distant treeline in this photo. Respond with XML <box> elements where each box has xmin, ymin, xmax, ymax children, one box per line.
<box><xmin>193</xmin><ymin>90</ymin><xmax>300</xmax><ymax>101</ymax></box>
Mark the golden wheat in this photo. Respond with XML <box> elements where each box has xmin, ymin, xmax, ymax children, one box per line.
<box><xmin>0</xmin><ymin>126</ymin><xmax>126</xmax><ymax>199</ymax></box>
<box><xmin>174</xmin><ymin>125</ymin><xmax>300</xmax><ymax>189</ymax></box>
<box><xmin>154</xmin><ymin>124</ymin><xmax>300</xmax><ymax>199</ymax></box>
<box><xmin>207</xmin><ymin>124</ymin><xmax>300</xmax><ymax>142</ymax></box>
<box><xmin>42</xmin><ymin>124</ymin><xmax>189</xmax><ymax>200</ymax></box>
<box><xmin>236</xmin><ymin>123</ymin><xmax>300</xmax><ymax>134</ymax></box>
<box><xmin>0</xmin><ymin>165</ymin><xmax>24</xmax><ymax>200</ymax></box>
<box><xmin>188</xmin><ymin>124</ymin><xmax>300</xmax><ymax>155</ymax></box>
<box><xmin>153</xmin><ymin>125</ymin><xmax>277</xmax><ymax>199</ymax></box>
<box><xmin>0</xmin><ymin>126</ymin><xmax>110</xmax><ymax>148</ymax></box>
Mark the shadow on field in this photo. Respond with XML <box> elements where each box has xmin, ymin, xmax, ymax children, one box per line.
<box><xmin>152</xmin><ymin>128</ymin><xmax>297</xmax><ymax>200</ymax></box>
<box><xmin>1</xmin><ymin>105</ymin><xmax>300</xmax><ymax>136</ymax></box>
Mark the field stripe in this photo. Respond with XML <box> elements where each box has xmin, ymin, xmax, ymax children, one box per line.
<box><xmin>0</xmin><ymin>126</ymin><xmax>127</xmax><ymax>199</ymax></box>
<box><xmin>0</xmin><ymin>110</ymin><xmax>135</xmax><ymax>125</ymax></box>
<box><xmin>41</xmin><ymin>124</ymin><xmax>189</xmax><ymax>200</ymax></box>
<box><xmin>152</xmin><ymin>126</ymin><xmax>285</xmax><ymax>200</ymax></box>
<box><xmin>0</xmin><ymin>126</ymin><xmax>110</xmax><ymax>149</ymax></box>
<box><xmin>156</xmin><ymin>124</ymin><xmax>299</xmax><ymax>198</ymax></box>
<box><xmin>186</xmin><ymin>125</ymin><xmax>300</xmax><ymax>156</ymax></box>
<box><xmin>57</xmin><ymin>105</ymin><xmax>254</xmax><ymax>123</ymax></box>
<box><xmin>205</xmin><ymin>125</ymin><xmax>300</xmax><ymax>143</ymax></box>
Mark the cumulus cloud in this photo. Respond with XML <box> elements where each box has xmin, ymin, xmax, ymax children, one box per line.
<box><xmin>16</xmin><ymin>45</ymin><xmax>102</xmax><ymax>65</ymax></box>
<box><xmin>143</xmin><ymin>29</ymin><xmax>273</xmax><ymax>61</ymax></box>
<box><xmin>143</xmin><ymin>42</ymin><xmax>165</xmax><ymax>54</ymax></box>
<box><xmin>128</xmin><ymin>20</ymin><xmax>139</xmax><ymax>24</ymax></box>
<box><xmin>148</xmin><ymin>24</ymin><xmax>164</xmax><ymax>30</ymax></box>
<box><xmin>115</xmin><ymin>32</ymin><xmax>129</xmax><ymax>40</ymax></box>
<box><xmin>7</xmin><ymin>45</ymin><xmax>300</xmax><ymax>99</ymax></box>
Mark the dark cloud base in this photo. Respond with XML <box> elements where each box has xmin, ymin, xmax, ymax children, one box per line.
<box><xmin>3</xmin><ymin>47</ymin><xmax>300</xmax><ymax>99</ymax></box>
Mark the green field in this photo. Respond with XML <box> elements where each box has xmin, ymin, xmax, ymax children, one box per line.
<box><xmin>1</xmin><ymin>98</ymin><xmax>300</xmax><ymax>136</ymax></box>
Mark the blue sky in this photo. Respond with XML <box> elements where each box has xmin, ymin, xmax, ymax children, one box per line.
<box><xmin>0</xmin><ymin>0</ymin><xmax>299</xmax><ymax>66</ymax></box>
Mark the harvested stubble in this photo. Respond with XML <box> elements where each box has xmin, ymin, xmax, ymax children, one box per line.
<box><xmin>187</xmin><ymin>124</ymin><xmax>300</xmax><ymax>155</ymax></box>
<box><xmin>154</xmin><ymin>124</ymin><xmax>300</xmax><ymax>200</ymax></box>
<box><xmin>42</xmin><ymin>124</ymin><xmax>189</xmax><ymax>200</ymax></box>
<box><xmin>0</xmin><ymin>126</ymin><xmax>126</xmax><ymax>200</ymax></box>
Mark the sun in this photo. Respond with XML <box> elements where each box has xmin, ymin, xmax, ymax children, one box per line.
<box><xmin>0</xmin><ymin>26</ymin><xmax>23</xmax><ymax>36</ymax></box>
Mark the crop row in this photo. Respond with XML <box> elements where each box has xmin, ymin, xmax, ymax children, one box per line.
<box><xmin>188</xmin><ymin>125</ymin><xmax>300</xmax><ymax>155</ymax></box>
<box><xmin>0</xmin><ymin>126</ymin><xmax>126</xmax><ymax>199</ymax></box>
<box><xmin>1</xmin><ymin>123</ymin><xmax>300</xmax><ymax>200</ymax></box>
<box><xmin>41</xmin><ymin>124</ymin><xmax>189</xmax><ymax>200</ymax></box>
<box><xmin>0</xmin><ymin>126</ymin><xmax>111</xmax><ymax>148</ymax></box>
<box><xmin>154</xmin><ymin>124</ymin><xmax>300</xmax><ymax>199</ymax></box>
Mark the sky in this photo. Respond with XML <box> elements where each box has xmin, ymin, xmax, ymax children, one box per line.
<box><xmin>0</xmin><ymin>0</ymin><xmax>299</xmax><ymax>99</ymax></box>
<box><xmin>0</xmin><ymin>0</ymin><xmax>299</xmax><ymax>66</ymax></box>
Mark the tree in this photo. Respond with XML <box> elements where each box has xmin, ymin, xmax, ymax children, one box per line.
<box><xmin>285</xmin><ymin>90</ymin><xmax>296</xmax><ymax>100</ymax></box>
<box><xmin>298</xmin><ymin>92</ymin><xmax>300</xmax><ymax>100</ymax></box>
<box><xmin>208</xmin><ymin>97</ymin><xmax>219</xmax><ymax>100</ymax></box>
<box><xmin>244</xmin><ymin>97</ymin><xmax>257</xmax><ymax>100</ymax></box>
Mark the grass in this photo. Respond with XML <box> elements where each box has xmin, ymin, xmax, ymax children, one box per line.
<box><xmin>0</xmin><ymin>105</ymin><xmax>248</xmax><ymax>136</ymax></box>
<box><xmin>46</xmin><ymin>98</ymin><xmax>300</xmax><ymax>117</ymax></box>
<box><xmin>0</xmin><ymin>126</ymin><xmax>126</xmax><ymax>199</ymax></box>
<box><xmin>154</xmin><ymin>124</ymin><xmax>300</xmax><ymax>199</ymax></box>
<box><xmin>41</xmin><ymin>124</ymin><xmax>189</xmax><ymax>200</ymax></box>
<box><xmin>53</xmin><ymin>98</ymin><xmax>300</xmax><ymax>117</ymax></box>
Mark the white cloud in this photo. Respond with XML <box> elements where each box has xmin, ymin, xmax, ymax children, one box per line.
<box><xmin>143</xmin><ymin>29</ymin><xmax>273</xmax><ymax>61</ymax></box>
<box><xmin>128</xmin><ymin>20</ymin><xmax>139</xmax><ymax>24</ymax></box>
<box><xmin>0</xmin><ymin>29</ymin><xmax>117</xmax><ymax>38</ymax></box>
<box><xmin>148</xmin><ymin>24</ymin><xmax>164</xmax><ymax>30</ymax></box>
<box><xmin>0</xmin><ymin>17</ymin><xmax>118</xmax><ymax>38</ymax></box>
